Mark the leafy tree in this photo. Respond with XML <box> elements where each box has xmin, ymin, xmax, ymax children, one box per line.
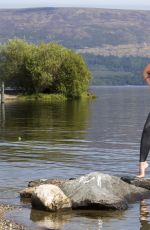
<box><xmin>0</xmin><ymin>39</ymin><xmax>91</xmax><ymax>96</ymax></box>
<box><xmin>55</xmin><ymin>50</ymin><xmax>91</xmax><ymax>97</ymax></box>
<box><xmin>28</xmin><ymin>43</ymin><xmax>69</xmax><ymax>93</ymax></box>
<box><xmin>0</xmin><ymin>39</ymin><xmax>35</xmax><ymax>92</ymax></box>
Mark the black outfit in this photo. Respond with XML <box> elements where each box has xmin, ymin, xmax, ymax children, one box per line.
<box><xmin>140</xmin><ymin>112</ymin><xmax>150</xmax><ymax>162</ymax></box>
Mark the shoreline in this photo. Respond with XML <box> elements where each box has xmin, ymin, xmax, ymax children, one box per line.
<box><xmin>0</xmin><ymin>204</ymin><xmax>31</xmax><ymax>230</ymax></box>
<box><xmin>0</xmin><ymin>92</ymin><xmax>95</xmax><ymax>103</ymax></box>
<box><xmin>0</xmin><ymin>94</ymin><xmax>18</xmax><ymax>101</ymax></box>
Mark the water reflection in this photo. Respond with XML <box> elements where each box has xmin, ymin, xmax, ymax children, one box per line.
<box><xmin>7</xmin><ymin>200</ymin><xmax>150</xmax><ymax>230</ymax></box>
<box><xmin>30</xmin><ymin>208</ymin><xmax>125</xmax><ymax>230</ymax></box>
<box><xmin>0</xmin><ymin>103</ymin><xmax>5</xmax><ymax>128</ymax></box>
<box><xmin>3</xmin><ymin>86</ymin><xmax>150</xmax><ymax>229</ymax></box>
<box><xmin>140</xmin><ymin>200</ymin><xmax>150</xmax><ymax>230</ymax></box>
<box><xmin>30</xmin><ymin>209</ymin><xmax>72</xmax><ymax>229</ymax></box>
<box><xmin>1</xmin><ymin>100</ymin><xmax>90</xmax><ymax>141</ymax></box>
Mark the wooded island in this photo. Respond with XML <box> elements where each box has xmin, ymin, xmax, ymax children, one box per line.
<box><xmin>0</xmin><ymin>39</ymin><xmax>92</xmax><ymax>101</ymax></box>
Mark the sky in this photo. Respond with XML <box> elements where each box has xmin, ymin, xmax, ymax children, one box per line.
<box><xmin>1</xmin><ymin>0</ymin><xmax>150</xmax><ymax>10</ymax></box>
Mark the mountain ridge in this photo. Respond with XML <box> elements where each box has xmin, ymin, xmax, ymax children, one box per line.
<box><xmin>1</xmin><ymin>7</ymin><xmax>150</xmax><ymax>57</ymax></box>
<box><xmin>1</xmin><ymin>7</ymin><xmax>150</xmax><ymax>85</ymax></box>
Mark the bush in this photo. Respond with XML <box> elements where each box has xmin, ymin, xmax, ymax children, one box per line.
<box><xmin>0</xmin><ymin>39</ymin><xmax>91</xmax><ymax>97</ymax></box>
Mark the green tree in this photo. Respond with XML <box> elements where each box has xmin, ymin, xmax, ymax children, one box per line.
<box><xmin>55</xmin><ymin>50</ymin><xmax>91</xmax><ymax>97</ymax></box>
<box><xmin>27</xmin><ymin>43</ymin><xmax>67</xmax><ymax>93</ymax></box>
<box><xmin>0</xmin><ymin>39</ymin><xmax>91</xmax><ymax>96</ymax></box>
<box><xmin>0</xmin><ymin>39</ymin><xmax>35</xmax><ymax>92</ymax></box>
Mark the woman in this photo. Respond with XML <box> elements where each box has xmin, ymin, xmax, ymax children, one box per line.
<box><xmin>138</xmin><ymin>63</ymin><xmax>150</xmax><ymax>178</ymax></box>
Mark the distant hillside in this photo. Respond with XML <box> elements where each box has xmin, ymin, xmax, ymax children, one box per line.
<box><xmin>1</xmin><ymin>7</ymin><xmax>150</xmax><ymax>57</ymax></box>
<box><xmin>83</xmin><ymin>54</ymin><xmax>149</xmax><ymax>85</ymax></box>
<box><xmin>1</xmin><ymin>7</ymin><xmax>150</xmax><ymax>85</ymax></box>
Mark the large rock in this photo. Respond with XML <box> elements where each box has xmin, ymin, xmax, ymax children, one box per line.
<box><xmin>31</xmin><ymin>184</ymin><xmax>72</xmax><ymax>211</ymax></box>
<box><xmin>59</xmin><ymin>172</ymin><xmax>149</xmax><ymax>210</ymax></box>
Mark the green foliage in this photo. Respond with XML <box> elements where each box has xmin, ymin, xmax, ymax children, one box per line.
<box><xmin>0</xmin><ymin>39</ymin><xmax>91</xmax><ymax>97</ymax></box>
<box><xmin>54</xmin><ymin>51</ymin><xmax>91</xmax><ymax>97</ymax></box>
<box><xmin>0</xmin><ymin>39</ymin><xmax>35</xmax><ymax>91</ymax></box>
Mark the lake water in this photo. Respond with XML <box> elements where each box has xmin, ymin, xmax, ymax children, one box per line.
<box><xmin>1</xmin><ymin>86</ymin><xmax>150</xmax><ymax>229</ymax></box>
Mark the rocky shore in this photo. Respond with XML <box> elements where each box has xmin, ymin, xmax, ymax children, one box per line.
<box><xmin>0</xmin><ymin>204</ymin><xmax>31</xmax><ymax>230</ymax></box>
<box><xmin>20</xmin><ymin>172</ymin><xmax>150</xmax><ymax>211</ymax></box>
<box><xmin>3</xmin><ymin>172</ymin><xmax>150</xmax><ymax>230</ymax></box>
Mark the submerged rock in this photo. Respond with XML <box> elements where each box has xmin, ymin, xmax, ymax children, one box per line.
<box><xmin>28</xmin><ymin>178</ymin><xmax>66</xmax><ymax>188</ymax></box>
<box><xmin>121</xmin><ymin>176</ymin><xmax>150</xmax><ymax>190</ymax></box>
<box><xmin>31</xmin><ymin>184</ymin><xmax>72</xmax><ymax>211</ymax></box>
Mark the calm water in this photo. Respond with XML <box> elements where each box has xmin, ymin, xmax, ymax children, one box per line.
<box><xmin>1</xmin><ymin>86</ymin><xmax>150</xmax><ymax>229</ymax></box>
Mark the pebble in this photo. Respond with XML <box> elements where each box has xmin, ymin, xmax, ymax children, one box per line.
<box><xmin>0</xmin><ymin>204</ymin><xmax>31</xmax><ymax>230</ymax></box>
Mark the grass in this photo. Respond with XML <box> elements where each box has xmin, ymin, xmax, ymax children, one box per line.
<box><xmin>18</xmin><ymin>93</ymin><xmax>67</xmax><ymax>102</ymax></box>
<box><xmin>80</xmin><ymin>92</ymin><xmax>96</xmax><ymax>99</ymax></box>
<box><xmin>17</xmin><ymin>92</ymin><xmax>96</xmax><ymax>102</ymax></box>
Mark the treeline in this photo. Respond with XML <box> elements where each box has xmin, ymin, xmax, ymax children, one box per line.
<box><xmin>0</xmin><ymin>39</ymin><xmax>91</xmax><ymax>97</ymax></box>
<box><xmin>83</xmin><ymin>54</ymin><xmax>149</xmax><ymax>85</ymax></box>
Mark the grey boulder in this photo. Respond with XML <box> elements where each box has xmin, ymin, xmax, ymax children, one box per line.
<box><xmin>60</xmin><ymin>172</ymin><xmax>149</xmax><ymax>210</ymax></box>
